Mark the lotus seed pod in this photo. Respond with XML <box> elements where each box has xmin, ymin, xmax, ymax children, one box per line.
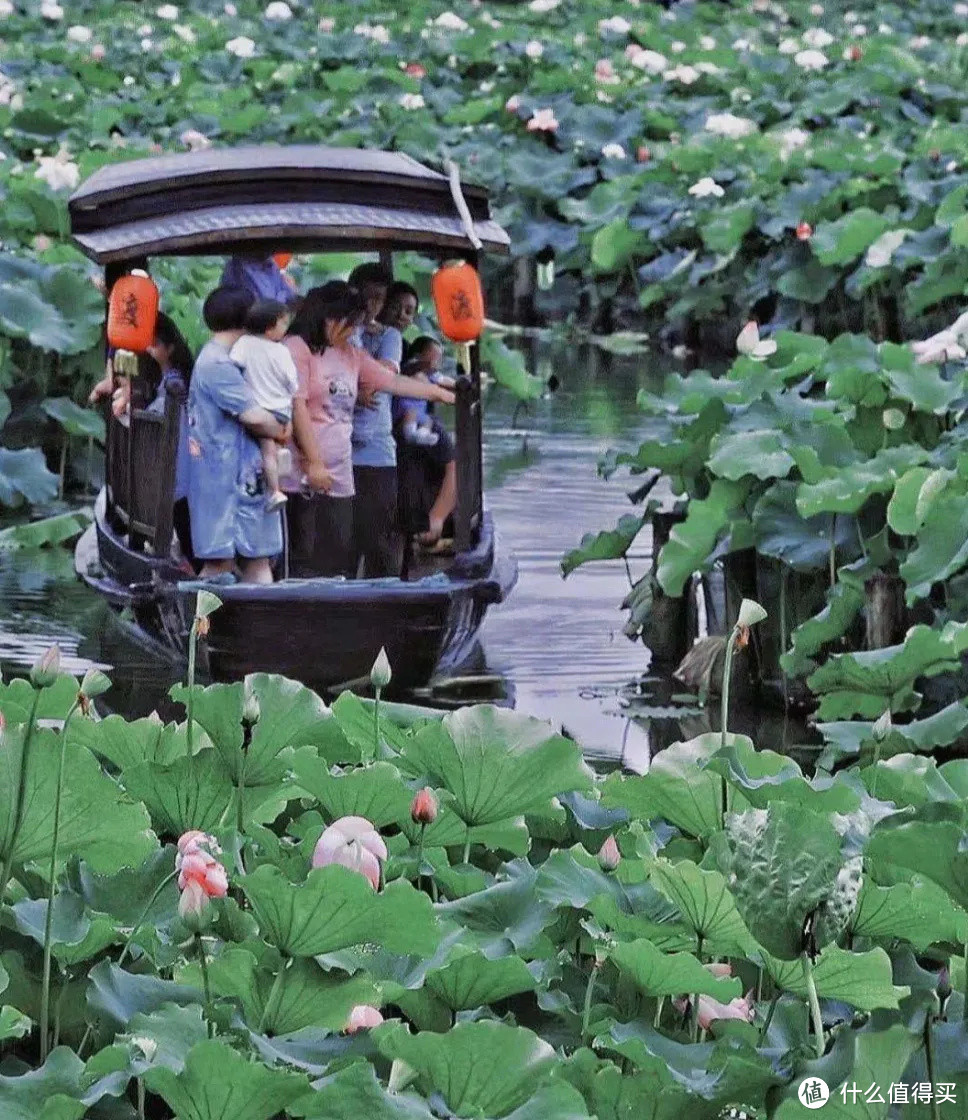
<box><xmin>736</xmin><ymin>598</ymin><xmax>767</xmax><ymax>628</ymax></box>
<box><xmin>80</xmin><ymin>667</ymin><xmax>112</xmax><ymax>699</ymax></box>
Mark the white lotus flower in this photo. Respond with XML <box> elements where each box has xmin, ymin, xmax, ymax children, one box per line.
<box><xmin>225</xmin><ymin>35</ymin><xmax>256</xmax><ymax>57</ymax></box>
<box><xmin>688</xmin><ymin>176</ymin><xmax>724</xmax><ymax>199</ymax></box>
<box><xmin>136</xmin><ymin>23</ymin><xmax>152</xmax><ymax>35</ymax></box>
<box><xmin>794</xmin><ymin>49</ymin><xmax>828</xmax><ymax>69</ymax></box>
<box><xmin>156</xmin><ymin>4</ymin><xmax>178</xmax><ymax>18</ymax></box>
<box><xmin>695</xmin><ymin>62</ymin><xmax>721</xmax><ymax>75</ymax></box>
<box><xmin>40</xmin><ymin>0</ymin><xmax>63</xmax><ymax>19</ymax></box>
<box><xmin>0</xmin><ymin>1</ymin><xmax>13</xmax><ymax>16</ymax></box>
<box><xmin>910</xmin><ymin>35</ymin><xmax>931</xmax><ymax>49</ymax></box>
<box><xmin>399</xmin><ymin>92</ymin><xmax>425</xmax><ymax>110</ymax></box>
<box><xmin>173</xmin><ymin>24</ymin><xmax>195</xmax><ymax>43</ymax></box>
<box><xmin>736</xmin><ymin>321</ymin><xmax>777</xmax><ymax>359</ymax></box>
<box><xmin>525</xmin><ymin>40</ymin><xmax>543</xmax><ymax>59</ymax></box>
<box><xmin>705</xmin><ymin>112</ymin><xmax>757</xmax><ymax>139</ymax></box>
<box><xmin>777</xmin><ymin>126</ymin><xmax>810</xmax><ymax>158</ymax></box>
<box><xmin>224</xmin><ymin>2</ymin><xmax>237</xmax><ymax>13</ymax></box>
<box><xmin>852</xmin><ymin>25</ymin><xmax>867</xmax><ymax>36</ymax></box>
<box><xmin>598</xmin><ymin>15</ymin><xmax>631</xmax><ymax>35</ymax></box>
<box><xmin>265</xmin><ymin>1</ymin><xmax>292</xmax><ymax>19</ymax></box>
<box><xmin>809</xmin><ymin>2</ymin><xmax>824</xmax><ymax>13</ymax></box>
<box><xmin>34</xmin><ymin>148</ymin><xmax>79</xmax><ymax>191</ymax></box>
<box><xmin>318</xmin><ymin>16</ymin><xmax>334</xmax><ymax>31</ymax></box>
<box><xmin>354</xmin><ymin>22</ymin><xmax>389</xmax><ymax>43</ymax></box>
<box><xmin>601</xmin><ymin>143</ymin><xmax>626</xmax><ymax>159</ymax></box>
<box><xmin>878</xmin><ymin>23</ymin><xmax>892</xmax><ymax>33</ymax></box>
<box><xmin>528</xmin><ymin>0</ymin><xmax>559</xmax><ymax>10</ymax></box>
<box><xmin>626</xmin><ymin>45</ymin><xmax>668</xmax><ymax>74</ymax></box>
<box><xmin>67</xmin><ymin>24</ymin><xmax>92</xmax><ymax>41</ymax></box>
<box><xmin>956</xmin><ymin>1</ymin><xmax>968</xmax><ymax>14</ymax></box>
<box><xmin>865</xmin><ymin>229</ymin><xmax>907</xmax><ymax>269</ymax></box>
<box><xmin>664</xmin><ymin>64</ymin><xmax>700</xmax><ymax>84</ymax></box>
<box><xmin>181</xmin><ymin>128</ymin><xmax>211</xmax><ymax>151</ymax></box>
<box><xmin>733</xmin><ymin>38</ymin><xmax>751</xmax><ymax>51</ymax></box>
<box><xmin>434</xmin><ymin>11</ymin><xmax>468</xmax><ymax>31</ymax></box>
<box><xmin>803</xmin><ymin>27</ymin><xmax>834</xmax><ymax>48</ymax></box>
<box><xmin>958</xmin><ymin>31</ymin><xmax>968</xmax><ymax>46</ymax></box>
<box><xmin>670</xmin><ymin>40</ymin><xmax>686</xmax><ymax>53</ymax></box>
<box><xmin>778</xmin><ymin>38</ymin><xmax>800</xmax><ymax>54</ymax></box>
<box><xmin>700</xmin><ymin>35</ymin><xmax>716</xmax><ymax>50</ymax></box>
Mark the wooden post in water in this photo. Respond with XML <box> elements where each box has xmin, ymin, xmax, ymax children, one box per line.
<box><xmin>865</xmin><ymin>573</ymin><xmax>907</xmax><ymax>649</ymax></box>
<box><xmin>512</xmin><ymin>256</ymin><xmax>536</xmax><ymax>325</ymax></box>
<box><xmin>644</xmin><ymin>511</ymin><xmax>693</xmax><ymax>666</ymax></box>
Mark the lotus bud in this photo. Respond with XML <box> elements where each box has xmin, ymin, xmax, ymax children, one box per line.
<box><xmin>30</xmin><ymin>644</ymin><xmax>61</xmax><ymax>689</ymax></box>
<box><xmin>736</xmin><ymin>598</ymin><xmax>767</xmax><ymax>628</ymax></box>
<box><xmin>345</xmin><ymin>1004</ymin><xmax>384</xmax><ymax>1034</ymax></box>
<box><xmin>598</xmin><ymin>835</ymin><xmax>621</xmax><ymax>872</ymax></box>
<box><xmin>872</xmin><ymin>709</ymin><xmax>892</xmax><ymax>741</ymax></box>
<box><xmin>882</xmin><ymin>407</ymin><xmax>905</xmax><ymax>431</ymax></box>
<box><xmin>410</xmin><ymin>787</ymin><xmax>439</xmax><ymax>825</ymax></box>
<box><xmin>796</xmin><ymin>221</ymin><xmax>812</xmax><ymax>240</ymax></box>
<box><xmin>370</xmin><ymin>647</ymin><xmax>392</xmax><ymax>691</ymax></box>
<box><xmin>177</xmin><ymin>878</ymin><xmax>209</xmax><ymax>921</ymax></box>
<box><xmin>636</xmin><ymin>145</ymin><xmax>651</xmax><ymax>163</ymax></box>
<box><xmin>242</xmin><ymin>689</ymin><xmax>261</xmax><ymax>726</ymax></box>
<box><xmin>80</xmin><ymin>667</ymin><xmax>112</xmax><ymax>699</ymax></box>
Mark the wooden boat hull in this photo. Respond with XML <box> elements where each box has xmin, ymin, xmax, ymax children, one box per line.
<box><xmin>75</xmin><ymin>491</ymin><xmax>517</xmax><ymax>692</ymax></box>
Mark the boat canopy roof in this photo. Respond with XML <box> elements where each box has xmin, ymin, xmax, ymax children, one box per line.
<box><xmin>68</xmin><ymin>145</ymin><xmax>510</xmax><ymax>264</ymax></box>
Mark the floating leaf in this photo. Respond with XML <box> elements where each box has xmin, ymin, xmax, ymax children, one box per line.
<box><xmin>561</xmin><ymin>514</ymin><xmax>645</xmax><ymax>577</ymax></box>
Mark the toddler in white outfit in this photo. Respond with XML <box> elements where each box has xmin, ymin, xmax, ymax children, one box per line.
<box><xmin>231</xmin><ymin>299</ymin><xmax>299</xmax><ymax>511</ymax></box>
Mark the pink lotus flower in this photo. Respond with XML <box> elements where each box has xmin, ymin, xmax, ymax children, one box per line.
<box><xmin>411</xmin><ymin>787</ymin><xmax>439</xmax><ymax>825</ymax></box>
<box><xmin>345</xmin><ymin>1004</ymin><xmax>384</xmax><ymax>1033</ymax></box>
<box><xmin>404</xmin><ymin>62</ymin><xmax>426</xmax><ymax>78</ymax></box>
<box><xmin>595</xmin><ymin>58</ymin><xmax>619</xmax><ymax>84</ymax></box>
<box><xmin>673</xmin><ymin>962</ymin><xmax>754</xmax><ymax>1030</ymax></box>
<box><xmin>598</xmin><ymin>835</ymin><xmax>621</xmax><ymax>871</ymax></box>
<box><xmin>91</xmin><ymin>43</ymin><xmax>106</xmax><ymax>60</ymax></box>
<box><xmin>527</xmin><ymin>107</ymin><xmax>559</xmax><ymax>133</ymax></box>
<box><xmin>796</xmin><ymin>221</ymin><xmax>813</xmax><ymax>241</ymax></box>
<box><xmin>312</xmin><ymin>815</ymin><xmax>387</xmax><ymax>890</ymax></box>
<box><xmin>505</xmin><ymin>94</ymin><xmax>522</xmax><ymax>113</ymax></box>
<box><xmin>175</xmin><ymin>830</ymin><xmax>228</xmax><ymax>917</ymax></box>
<box><xmin>178</xmin><ymin>878</ymin><xmax>208</xmax><ymax>919</ymax></box>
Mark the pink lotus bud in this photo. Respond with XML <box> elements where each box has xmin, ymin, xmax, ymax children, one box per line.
<box><xmin>91</xmin><ymin>43</ymin><xmax>106</xmax><ymax>60</ymax></box>
<box><xmin>178</xmin><ymin>879</ymin><xmax>208</xmax><ymax>920</ymax></box>
<box><xmin>345</xmin><ymin>1004</ymin><xmax>383</xmax><ymax>1034</ymax></box>
<box><xmin>796</xmin><ymin>221</ymin><xmax>813</xmax><ymax>241</ymax></box>
<box><xmin>636</xmin><ymin>145</ymin><xmax>651</xmax><ymax>163</ymax></box>
<box><xmin>404</xmin><ymin>62</ymin><xmax>426</xmax><ymax>78</ymax></box>
<box><xmin>410</xmin><ymin>787</ymin><xmax>439</xmax><ymax>825</ymax></box>
<box><xmin>313</xmin><ymin>816</ymin><xmax>387</xmax><ymax>890</ymax></box>
<box><xmin>177</xmin><ymin>830</ymin><xmax>210</xmax><ymax>856</ymax></box>
<box><xmin>598</xmin><ymin>835</ymin><xmax>621</xmax><ymax>872</ymax></box>
<box><xmin>505</xmin><ymin>94</ymin><xmax>521</xmax><ymax>113</ymax></box>
<box><xmin>30</xmin><ymin>644</ymin><xmax>61</xmax><ymax>689</ymax></box>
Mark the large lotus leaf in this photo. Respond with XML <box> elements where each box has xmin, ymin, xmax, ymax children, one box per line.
<box><xmin>121</xmin><ymin>750</ymin><xmax>237</xmax><ymax>836</ymax></box>
<box><xmin>400</xmin><ymin>705</ymin><xmax>593</xmax><ymax>827</ymax></box>
<box><xmin>240</xmin><ymin>863</ymin><xmax>439</xmax><ymax>957</ymax></box>
<box><xmin>291</xmin><ymin>756</ymin><xmax>412</xmax><ymax>827</ymax></box>
<box><xmin>601</xmin><ymin>735</ymin><xmax>729</xmax><ymax>839</ymax></box>
<box><xmin>168</xmin><ymin>681</ymin><xmax>244</xmax><ymax>769</ymax></box>
<box><xmin>704</xmin><ymin>739</ymin><xmax>860</xmax><ymax>813</ymax></box>
<box><xmin>881</xmin><ymin>342</ymin><xmax>960</xmax><ymax>414</ymax></box>
<box><xmin>144</xmin><ymin>1039</ymin><xmax>308</xmax><ymax>1120</ymax></box>
<box><xmin>861</xmin><ymin>755</ymin><xmax>962</xmax><ymax>810</ymax></box>
<box><xmin>435</xmin><ymin>864</ymin><xmax>558</xmax><ymax>958</ymax></box>
<box><xmin>0</xmin><ymin>446</ymin><xmax>60</xmax><ymax>507</ymax></box>
<box><xmin>0</xmin><ymin>675</ymin><xmax>82</xmax><ymax>723</ymax></box>
<box><xmin>807</xmin><ymin>621</ymin><xmax>968</xmax><ymax>720</ymax></box>
<box><xmin>752</xmin><ymin>481</ymin><xmax>856</xmax><ymax>572</ymax></box>
<box><xmin>0</xmin><ymin>1047</ymin><xmax>86</xmax><ymax>1120</ymax></box>
<box><xmin>328</xmin><ymin>689</ymin><xmax>413</xmax><ymax>762</ymax></box>
<box><xmin>899</xmin><ymin>492</ymin><xmax>968</xmax><ymax>604</ymax></box>
<box><xmin>591</xmin><ymin>219</ymin><xmax>647</xmax><ymax>273</ymax></box>
<box><xmin>10</xmin><ymin>890</ymin><xmax>118</xmax><ymax>966</ymax></box>
<box><xmin>561</xmin><ymin>514</ymin><xmax>645</xmax><ymax>577</ymax></box>
<box><xmin>76</xmin><ymin>714</ymin><xmax>192</xmax><ymax>771</ymax></box>
<box><xmin>41</xmin><ymin>397</ymin><xmax>105</xmax><ymax>441</ymax></box>
<box><xmin>0</xmin><ymin>511</ymin><xmax>92</xmax><ymax>551</ymax></box>
<box><xmin>867</xmin><ymin>807</ymin><xmax>968</xmax><ymax>911</ymax></box>
<box><xmin>796</xmin><ymin>444</ymin><xmax>931</xmax><ymax>517</ymax></box>
<box><xmin>180</xmin><ymin>947</ymin><xmax>378</xmax><ymax>1035</ymax></box>
<box><xmin>86</xmin><ymin>961</ymin><xmax>205</xmax><ymax>1031</ymax></box>
<box><xmin>850</xmin><ymin>879</ymin><xmax>968</xmax><ymax>950</ymax></box>
<box><xmin>586</xmin><ymin>885</ymin><xmax>692</xmax><ymax>952</ymax></box>
<box><xmin>610</xmin><ymin>939</ymin><xmax>741</xmax><ymax>1000</ymax></box>
<box><xmin>708</xmin><ymin>430</ymin><xmax>794</xmax><ymax>483</ymax></box>
<box><xmin>0</xmin><ymin>724</ymin><xmax>155</xmax><ymax>873</ymax></box>
<box><xmin>816</xmin><ymin>701</ymin><xmax>968</xmax><ymax>768</ymax></box>
<box><xmin>0</xmin><ymin>283</ymin><xmax>79</xmax><ymax>353</ymax></box>
<box><xmin>772</xmin><ymin>1024</ymin><xmax>916</xmax><ymax>1119</ymax></box>
<box><xmin>424</xmin><ymin>947</ymin><xmax>539</xmax><ymax>1011</ymax></box>
<box><xmin>887</xmin><ymin>467</ymin><xmax>936</xmax><ymax>535</ymax></box>
<box><xmin>650</xmin><ymin>860</ymin><xmax>756</xmax><ymax>957</ymax></box>
<box><xmin>479</xmin><ymin>334</ymin><xmax>545</xmax><ymax>401</ymax></box>
<box><xmin>398</xmin><ymin>802</ymin><xmax>529</xmax><ymax>854</ymax></box>
<box><xmin>534</xmin><ymin>847</ymin><xmax>627</xmax><ymax>910</ymax></box>
<box><xmin>375</xmin><ymin>1020</ymin><xmax>558</xmax><ymax>1119</ymax></box>
<box><xmin>68</xmin><ymin>847</ymin><xmax>179</xmax><ymax>931</ymax></box>
<box><xmin>811</xmin><ymin>209</ymin><xmax>890</xmax><ymax>266</ymax></box>
<box><xmin>699</xmin><ymin>201</ymin><xmax>756</xmax><ymax>254</ymax></box>
<box><xmin>655</xmin><ymin>479</ymin><xmax>751</xmax><ymax>597</ymax></box>
<box><xmin>0</xmin><ymin>1005</ymin><xmax>31</xmax><ymax>1043</ymax></box>
<box><xmin>722</xmin><ymin>804</ymin><xmax>845</xmax><ymax>960</ymax></box>
<box><xmin>781</xmin><ymin>580</ymin><xmax>866</xmax><ymax>678</ymax></box>
<box><xmin>583</xmin><ymin>1062</ymin><xmax>700</xmax><ymax>1120</ymax></box>
<box><xmin>288</xmin><ymin>1061</ymin><xmax>434</xmax><ymax>1119</ymax></box>
<box><xmin>764</xmin><ymin>946</ymin><xmax>907</xmax><ymax>1011</ymax></box>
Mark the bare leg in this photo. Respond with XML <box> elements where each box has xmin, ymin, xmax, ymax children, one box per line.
<box><xmin>198</xmin><ymin>558</ymin><xmax>235</xmax><ymax>579</ymax></box>
<box><xmin>420</xmin><ymin>460</ymin><xmax>457</xmax><ymax>544</ymax></box>
<box><xmin>240</xmin><ymin>556</ymin><xmax>274</xmax><ymax>584</ymax></box>
<box><xmin>261</xmin><ymin>438</ymin><xmax>286</xmax><ymax>510</ymax></box>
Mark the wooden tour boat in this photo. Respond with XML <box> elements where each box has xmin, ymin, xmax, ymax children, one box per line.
<box><xmin>70</xmin><ymin>145</ymin><xmax>517</xmax><ymax>692</ymax></box>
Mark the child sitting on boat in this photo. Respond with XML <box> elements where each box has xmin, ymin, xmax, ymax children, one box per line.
<box><xmin>394</xmin><ymin>336</ymin><xmax>452</xmax><ymax>447</ymax></box>
<box><xmin>231</xmin><ymin>299</ymin><xmax>300</xmax><ymax>512</ymax></box>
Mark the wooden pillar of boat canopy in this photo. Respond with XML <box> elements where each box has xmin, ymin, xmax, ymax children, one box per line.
<box><xmin>453</xmin><ymin>251</ymin><xmax>484</xmax><ymax>553</ymax></box>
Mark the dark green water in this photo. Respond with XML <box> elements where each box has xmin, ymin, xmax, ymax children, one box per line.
<box><xmin>0</xmin><ymin>339</ymin><xmax>812</xmax><ymax>766</ymax></box>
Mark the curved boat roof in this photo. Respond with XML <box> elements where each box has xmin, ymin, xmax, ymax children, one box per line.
<box><xmin>68</xmin><ymin>145</ymin><xmax>510</xmax><ymax>263</ymax></box>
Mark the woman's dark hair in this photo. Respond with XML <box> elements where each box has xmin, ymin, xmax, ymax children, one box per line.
<box><xmin>287</xmin><ymin>282</ymin><xmax>365</xmax><ymax>353</ymax></box>
<box><xmin>203</xmin><ymin>286</ymin><xmax>254</xmax><ymax>332</ymax></box>
<box><xmin>154</xmin><ymin>312</ymin><xmax>195</xmax><ymax>382</ymax></box>
<box><xmin>386</xmin><ymin>280</ymin><xmax>419</xmax><ymax>309</ymax></box>
<box><xmin>348</xmin><ymin>262</ymin><xmax>393</xmax><ymax>290</ymax></box>
<box><xmin>246</xmin><ymin>298</ymin><xmax>289</xmax><ymax>335</ymax></box>
<box><xmin>408</xmin><ymin>335</ymin><xmax>440</xmax><ymax>359</ymax></box>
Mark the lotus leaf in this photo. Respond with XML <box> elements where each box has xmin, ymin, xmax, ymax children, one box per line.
<box><xmin>610</xmin><ymin>939</ymin><xmax>741</xmax><ymax>1000</ymax></box>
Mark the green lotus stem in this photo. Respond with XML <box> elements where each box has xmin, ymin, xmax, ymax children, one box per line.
<box><xmin>801</xmin><ymin>952</ymin><xmax>824</xmax><ymax>1058</ymax></box>
<box><xmin>417</xmin><ymin>822</ymin><xmax>426</xmax><ymax>876</ymax></box>
<box><xmin>259</xmin><ymin>957</ymin><xmax>288</xmax><ymax>1036</ymax></box>
<box><xmin>463</xmin><ymin>829</ymin><xmax>471</xmax><ymax>865</ymax></box>
<box><xmin>372</xmin><ymin>687</ymin><xmax>381</xmax><ymax>762</ymax></box>
<box><xmin>186</xmin><ymin>618</ymin><xmax>199</xmax><ymax>759</ymax></box>
<box><xmin>779</xmin><ymin>569</ymin><xmax>788</xmax><ymax>709</ymax></box>
<box><xmin>828</xmin><ymin>515</ymin><xmax>836</xmax><ymax>589</ymax></box>
<box><xmin>196</xmin><ymin>934</ymin><xmax>214</xmax><ymax>1038</ymax></box>
<box><xmin>719</xmin><ymin>626</ymin><xmax>740</xmax><ymax>824</ymax></box>
<box><xmin>0</xmin><ymin>689</ymin><xmax>42</xmax><ymax>898</ymax></box>
<box><xmin>924</xmin><ymin>1010</ymin><xmax>940</xmax><ymax>1120</ymax></box>
<box><xmin>581</xmin><ymin>959</ymin><xmax>600</xmax><ymax>1043</ymax></box>
<box><xmin>759</xmin><ymin>989</ymin><xmax>781</xmax><ymax>1043</ymax></box>
<box><xmin>653</xmin><ymin>995</ymin><xmax>665</xmax><ymax>1029</ymax></box>
<box><xmin>40</xmin><ymin>697</ymin><xmax>82</xmax><ymax>1062</ymax></box>
<box><xmin>116</xmin><ymin>869</ymin><xmax>178</xmax><ymax>971</ymax></box>
<box><xmin>58</xmin><ymin>437</ymin><xmax>68</xmax><ymax>499</ymax></box>
<box><xmin>690</xmin><ymin>934</ymin><xmax>704</xmax><ymax>1043</ymax></box>
<box><xmin>137</xmin><ymin>1079</ymin><xmax>146</xmax><ymax>1120</ymax></box>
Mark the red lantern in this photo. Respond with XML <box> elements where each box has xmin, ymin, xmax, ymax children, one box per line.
<box><xmin>107</xmin><ymin>270</ymin><xmax>159</xmax><ymax>354</ymax></box>
<box><xmin>431</xmin><ymin>260</ymin><xmax>485</xmax><ymax>344</ymax></box>
<box><xmin>273</xmin><ymin>251</ymin><xmax>293</xmax><ymax>271</ymax></box>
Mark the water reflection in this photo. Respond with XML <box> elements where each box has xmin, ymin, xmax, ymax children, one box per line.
<box><xmin>0</xmin><ymin>339</ymin><xmax>757</xmax><ymax>764</ymax></box>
